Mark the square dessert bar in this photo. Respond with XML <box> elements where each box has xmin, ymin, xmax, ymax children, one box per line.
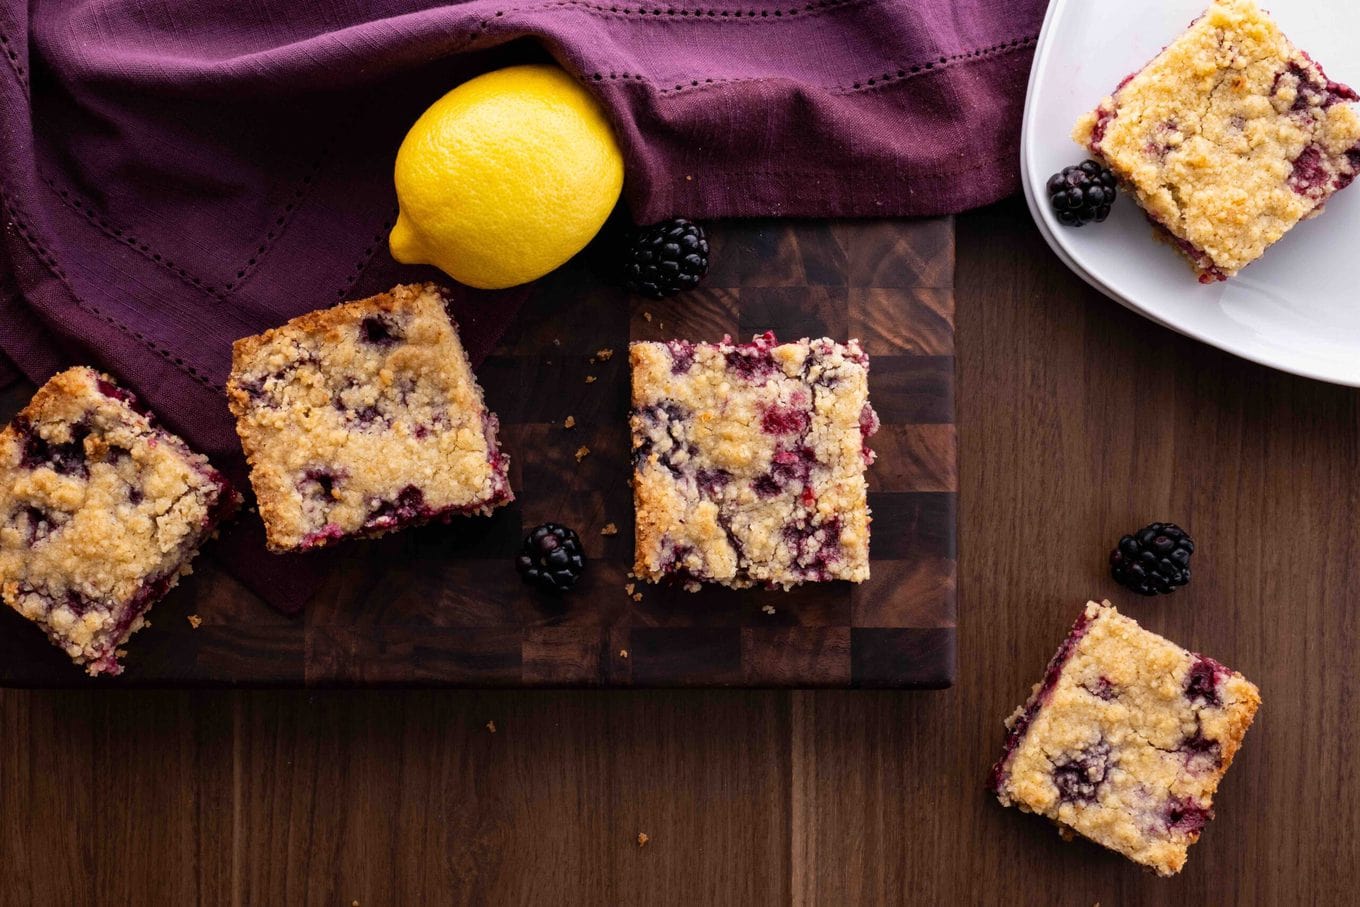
<box><xmin>227</xmin><ymin>283</ymin><xmax>512</xmax><ymax>552</ymax></box>
<box><xmin>630</xmin><ymin>332</ymin><xmax>879</xmax><ymax>590</ymax></box>
<box><xmin>0</xmin><ymin>367</ymin><xmax>238</xmax><ymax>676</ymax></box>
<box><xmin>1073</xmin><ymin>0</ymin><xmax>1360</xmax><ymax>281</ymax></box>
<box><xmin>988</xmin><ymin>601</ymin><xmax>1261</xmax><ymax>876</ymax></box>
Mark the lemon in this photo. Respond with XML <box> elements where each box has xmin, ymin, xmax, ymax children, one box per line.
<box><xmin>389</xmin><ymin>64</ymin><xmax>625</xmax><ymax>290</ymax></box>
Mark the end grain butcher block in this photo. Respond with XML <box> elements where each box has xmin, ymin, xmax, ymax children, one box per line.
<box><xmin>0</xmin><ymin>219</ymin><xmax>957</xmax><ymax>688</ymax></box>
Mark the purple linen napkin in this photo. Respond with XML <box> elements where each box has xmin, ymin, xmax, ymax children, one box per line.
<box><xmin>0</xmin><ymin>0</ymin><xmax>1046</xmax><ymax>613</ymax></box>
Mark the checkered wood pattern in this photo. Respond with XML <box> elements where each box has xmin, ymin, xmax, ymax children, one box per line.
<box><xmin>0</xmin><ymin>219</ymin><xmax>956</xmax><ymax>687</ymax></box>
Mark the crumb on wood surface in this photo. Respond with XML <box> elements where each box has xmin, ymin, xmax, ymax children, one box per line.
<box><xmin>631</xmin><ymin>592</ymin><xmax>643</xmax><ymax>602</ymax></box>
<box><xmin>585</xmin><ymin>375</ymin><xmax>597</xmax><ymax>384</ymax></box>
<box><xmin>187</xmin><ymin>614</ymin><xmax>202</xmax><ymax>629</ymax></box>
<box><xmin>619</xmin><ymin>649</ymin><xmax>629</xmax><ymax>659</ymax></box>
<box><xmin>762</xmin><ymin>604</ymin><xmax>776</xmax><ymax>615</ymax></box>
<box><xmin>485</xmin><ymin>720</ymin><xmax>496</xmax><ymax>734</ymax></box>
<box><xmin>563</xmin><ymin>415</ymin><xmax>576</xmax><ymax>429</ymax></box>
<box><xmin>575</xmin><ymin>445</ymin><xmax>590</xmax><ymax>462</ymax></box>
<box><xmin>643</xmin><ymin>311</ymin><xmax>653</xmax><ymax>322</ymax></box>
<box><xmin>602</xmin><ymin>522</ymin><xmax>618</xmax><ymax>536</ymax></box>
<box><xmin>624</xmin><ymin>582</ymin><xmax>636</xmax><ymax>596</ymax></box>
<box><xmin>595</xmin><ymin>347</ymin><xmax>614</xmax><ymax>361</ymax></box>
<box><xmin>637</xmin><ymin>832</ymin><xmax>650</xmax><ymax>847</ymax></box>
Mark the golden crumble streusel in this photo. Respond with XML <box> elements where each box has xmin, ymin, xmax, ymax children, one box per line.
<box><xmin>0</xmin><ymin>367</ymin><xmax>238</xmax><ymax>676</ymax></box>
<box><xmin>1073</xmin><ymin>0</ymin><xmax>1360</xmax><ymax>280</ymax></box>
<box><xmin>989</xmin><ymin>601</ymin><xmax>1261</xmax><ymax>876</ymax></box>
<box><xmin>629</xmin><ymin>332</ymin><xmax>878</xmax><ymax>590</ymax></box>
<box><xmin>226</xmin><ymin>283</ymin><xmax>512</xmax><ymax>552</ymax></box>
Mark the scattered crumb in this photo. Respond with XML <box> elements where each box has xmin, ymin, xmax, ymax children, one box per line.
<box><xmin>619</xmin><ymin>649</ymin><xmax>629</xmax><ymax>659</ymax></box>
<box><xmin>352</xmin><ymin>901</ymin><xmax>361</xmax><ymax>907</ymax></box>
<box><xmin>631</xmin><ymin>593</ymin><xmax>644</xmax><ymax>602</ymax></box>
<box><xmin>585</xmin><ymin>375</ymin><xmax>597</xmax><ymax>384</ymax></box>
<box><xmin>187</xmin><ymin>614</ymin><xmax>202</xmax><ymax>629</ymax></box>
<box><xmin>552</xmin><ymin>338</ymin><xmax>561</xmax><ymax>347</ymax></box>
<box><xmin>682</xmin><ymin>581</ymin><xmax>701</xmax><ymax>593</ymax></box>
<box><xmin>625</xmin><ymin>582</ymin><xmax>636</xmax><ymax>596</ymax></box>
<box><xmin>485</xmin><ymin>720</ymin><xmax>496</xmax><ymax>734</ymax></box>
<box><xmin>563</xmin><ymin>415</ymin><xmax>576</xmax><ymax>429</ymax></box>
<box><xmin>601</xmin><ymin>522</ymin><xmax>619</xmax><ymax>536</ymax></box>
<box><xmin>114</xmin><ymin>648</ymin><xmax>127</xmax><ymax>658</ymax></box>
<box><xmin>762</xmin><ymin>605</ymin><xmax>777</xmax><ymax>615</ymax></box>
<box><xmin>637</xmin><ymin>832</ymin><xmax>650</xmax><ymax>847</ymax></box>
<box><xmin>685</xmin><ymin>174</ymin><xmax>693</xmax><ymax>181</ymax></box>
<box><xmin>595</xmin><ymin>347</ymin><xmax>614</xmax><ymax>361</ymax></box>
<box><xmin>575</xmin><ymin>445</ymin><xmax>590</xmax><ymax>462</ymax></box>
<box><xmin>659</xmin><ymin>321</ymin><xmax>665</xmax><ymax>330</ymax></box>
<box><xmin>643</xmin><ymin>311</ymin><xmax>653</xmax><ymax>322</ymax></box>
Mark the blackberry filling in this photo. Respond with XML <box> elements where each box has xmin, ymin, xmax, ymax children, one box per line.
<box><xmin>1051</xmin><ymin>740</ymin><xmax>1113</xmax><ymax>805</ymax></box>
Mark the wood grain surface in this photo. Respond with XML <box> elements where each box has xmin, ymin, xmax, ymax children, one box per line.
<box><xmin>0</xmin><ymin>219</ymin><xmax>957</xmax><ymax>689</ymax></box>
<box><xmin>2</xmin><ymin>197</ymin><xmax>1358</xmax><ymax>903</ymax></box>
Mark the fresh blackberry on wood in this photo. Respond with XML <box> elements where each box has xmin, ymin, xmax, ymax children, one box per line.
<box><xmin>516</xmin><ymin>523</ymin><xmax>586</xmax><ymax>592</ymax></box>
<box><xmin>624</xmin><ymin>218</ymin><xmax>709</xmax><ymax>298</ymax></box>
<box><xmin>1047</xmin><ymin>160</ymin><xmax>1118</xmax><ymax>226</ymax></box>
<box><xmin>1110</xmin><ymin>522</ymin><xmax>1195</xmax><ymax>596</ymax></box>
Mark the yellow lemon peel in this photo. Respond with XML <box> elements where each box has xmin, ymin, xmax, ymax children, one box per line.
<box><xmin>391</xmin><ymin>64</ymin><xmax>624</xmax><ymax>289</ymax></box>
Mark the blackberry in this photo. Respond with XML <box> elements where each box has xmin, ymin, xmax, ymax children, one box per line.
<box><xmin>1110</xmin><ymin>522</ymin><xmax>1194</xmax><ymax>596</ymax></box>
<box><xmin>624</xmin><ymin>218</ymin><xmax>709</xmax><ymax>298</ymax></box>
<box><xmin>516</xmin><ymin>523</ymin><xmax>586</xmax><ymax>592</ymax></box>
<box><xmin>1047</xmin><ymin>160</ymin><xmax>1118</xmax><ymax>226</ymax></box>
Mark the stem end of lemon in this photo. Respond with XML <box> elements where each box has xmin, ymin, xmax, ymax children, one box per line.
<box><xmin>388</xmin><ymin>213</ymin><xmax>425</xmax><ymax>265</ymax></box>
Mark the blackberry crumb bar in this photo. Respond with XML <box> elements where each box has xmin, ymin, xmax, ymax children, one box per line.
<box><xmin>227</xmin><ymin>283</ymin><xmax>512</xmax><ymax>552</ymax></box>
<box><xmin>630</xmin><ymin>332</ymin><xmax>878</xmax><ymax>590</ymax></box>
<box><xmin>0</xmin><ymin>368</ymin><xmax>238</xmax><ymax>676</ymax></box>
<box><xmin>988</xmin><ymin>601</ymin><xmax>1261</xmax><ymax>876</ymax></box>
<box><xmin>1073</xmin><ymin>0</ymin><xmax>1360</xmax><ymax>281</ymax></box>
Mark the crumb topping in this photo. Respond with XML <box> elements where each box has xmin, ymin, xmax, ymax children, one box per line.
<box><xmin>0</xmin><ymin>367</ymin><xmax>237</xmax><ymax>675</ymax></box>
<box><xmin>227</xmin><ymin>283</ymin><xmax>512</xmax><ymax>551</ymax></box>
<box><xmin>990</xmin><ymin>601</ymin><xmax>1261</xmax><ymax>876</ymax></box>
<box><xmin>1073</xmin><ymin>0</ymin><xmax>1360</xmax><ymax>279</ymax></box>
<box><xmin>630</xmin><ymin>332</ymin><xmax>877</xmax><ymax>590</ymax></box>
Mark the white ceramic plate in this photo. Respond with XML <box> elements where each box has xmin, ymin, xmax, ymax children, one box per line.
<box><xmin>1022</xmin><ymin>0</ymin><xmax>1360</xmax><ymax>387</ymax></box>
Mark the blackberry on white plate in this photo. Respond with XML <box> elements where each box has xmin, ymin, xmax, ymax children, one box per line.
<box><xmin>1047</xmin><ymin>160</ymin><xmax>1117</xmax><ymax>227</ymax></box>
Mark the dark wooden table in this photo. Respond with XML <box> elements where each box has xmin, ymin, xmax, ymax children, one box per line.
<box><xmin>2</xmin><ymin>197</ymin><xmax>1356</xmax><ymax>904</ymax></box>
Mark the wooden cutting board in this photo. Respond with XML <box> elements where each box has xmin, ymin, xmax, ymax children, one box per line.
<box><xmin>0</xmin><ymin>219</ymin><xmax>957</xmax><ymax>688</ymax></box>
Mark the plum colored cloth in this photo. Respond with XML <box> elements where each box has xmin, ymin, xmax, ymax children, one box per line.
<box><xmin>0</xmin><ymin>0</ymin><xmax>1045</xmax><ymax>612</ymax></box>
